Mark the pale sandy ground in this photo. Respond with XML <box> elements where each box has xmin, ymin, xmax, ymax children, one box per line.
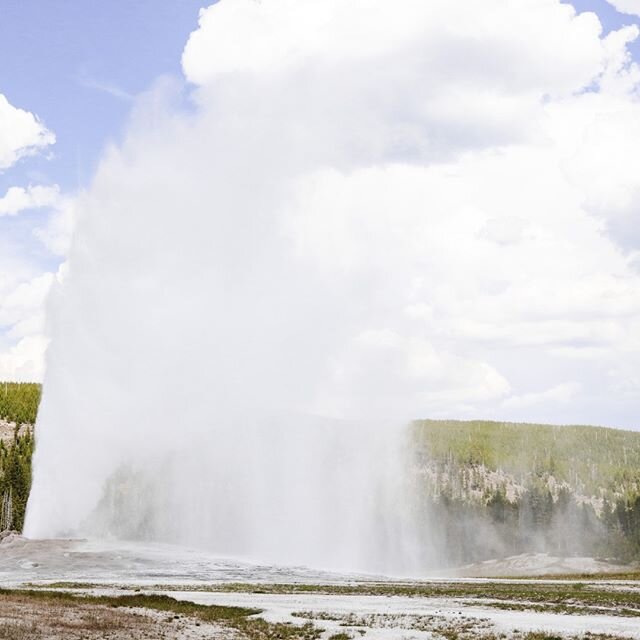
<box><xmin>158</xmin><ymin>589</ymin><xmax>640</xmax><ymax>639</ymax></box>
<box><xmin>454</xmin><ymin>552</ymin><xmax>640</xmax><ymax>577</ymax></box>
<box><xmin>0</xmin><ymin>593</ymin><xmax>234</xmax><ymax>640</ymax></box>
<box><xmin>1</xmin><ymin>536</ymin><xmax>637</xmax><ymax>585</ymax></box>
<box><xmin>2</xmin><ymin>537</ymin><xmax>640</xmax><ymax>639</ymax></box>
<box><xmin>0</xmin><ymin>536</ymin><xmax>383</xmax><ymax>585</ymax></box>
<box><xmin>37</xmin><ymin>587</ymin><xmax>639</xmax><ymax>640</ymax></box>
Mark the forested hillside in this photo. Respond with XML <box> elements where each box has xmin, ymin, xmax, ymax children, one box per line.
<box><xmin>0</xmin><ymin>383</ymin><xmax>41</xmax><ymax>426</ymax></box>
<box><xmin>0</xmin><ymin>383</ymin><xmax>39</xmax><ymax>531</ymax></box>
<box><xmin>411</xmin><ymin>420</ymin><xmax>640</xmax><ymax>564</ymax></box>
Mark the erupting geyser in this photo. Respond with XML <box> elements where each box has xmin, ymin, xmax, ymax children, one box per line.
<box><xmin>24</xmin><ymin>1</ymin><xmax>453</xmax><ymax>574</ymax></box>
<box><xmin>11</xmin><ymin>0</ymin><xmax>640</xmax><ymax>582</ymax></box>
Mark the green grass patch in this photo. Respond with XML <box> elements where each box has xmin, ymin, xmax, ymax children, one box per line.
<box><xmin>23</xmin><ymin>579</ymin><xmax>640</xmax><ymax>618</ymax></box>
<box><xmin>0</xmin><ymin>589</ymin><xmax>321</xmax><ymax>640</ymax></box>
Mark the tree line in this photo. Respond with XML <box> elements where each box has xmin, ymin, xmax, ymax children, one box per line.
<box><xmin>0</xmin><ymin>382</ymin><xmax>41</xmax><ymax>426</ymax></box>
<box><xmin>412</xmin><ymin>419</ymin><xmax>640</xmax><ymax>564</ymax></box>
<box><xmin>422</xmin><ymin>481</ymin><xmax>640</xmax><ymax>564</ymax></box>
<box><xmin>0</xmin><ymin>430</ymin><xmax>33</xmax><ymax>532</ymax></box>
<box><xmin>0</xmin><ymin>382</ymin><xmax>39</xmax><ymax>531</ymax></box>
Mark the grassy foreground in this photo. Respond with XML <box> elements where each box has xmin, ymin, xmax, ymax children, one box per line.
<box><xmin>0</xmin><ymin>587</ymin><xmax>635</xmax><ymax>640</ymax></box>
<box><xmin>0</xmin><ymin>589</ymin><xmax>320</xmax><ymax>640</ymax></box>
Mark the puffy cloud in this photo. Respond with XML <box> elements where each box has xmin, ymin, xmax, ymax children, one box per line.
<box><xmin>0</xmin><ymin>242</ymin><xmax>56</xmax><ymax>382</ymax></box>
<box><xmin>0</xmin><ymin>182</ymin><xmax>79</xmax><ymax>255</ymax></box>
<box><xmin>0</xmin><ymin>93</ymin><xmax>67</xmax><ymax>381</ymax></box>
<box><xmin>184</xmin><ymin>0</ymin><xmax>604</xmax><ymax>90</ymax></box>
<box><xmin>33</xmin><ymin>194</ymin><xmax>76</xmax><ymax>256</ymax></box>
<box><xmin>318</xmin><ymin>329</ymin><xmax>511</xmax><ymax>419</ymax></box>
<box><xmin>0</xmin><ymin>335</ymin><xmax>49</xmax><ymax>382</ymax></box>
<box><xmin>502</xmin><ymin>382</ymin><xmax>582</xmax><ymax>411</ymax></box>
<box><xmin>183</xmin><ymin>0</ymin><xmax>615</xmax><ymax>166</ymax></box>
<box><xmin>0</xmin><ymin>183</ymin><xmax>73</xmax><ymax>381</ymax></box>
<box><xmin>0</xmin><ymin>212</ymin><xmax>71</xmax><ymax>381</ymax></box>
<box><xmin>0</xmin><ymin>94</ymin><xmax>55</xmax><ymax>171</ymax></box>
<box><xmin>185</xmin><ymin>0</ymin><xmax>640</xmax><ymax>426</ymax></box>
<box><xmin>23</xmin><ymin>0</ymin><xmax>640</xmax><ymax>424</ymax></box>
<box><xmin>0</xmin><ymin>184</ymin><xmax>60</xmax><ymax>216</ymax></box>
<box><xmin>0</xmin><ymin>272</ymin><xmax>54</xmax><ymax>340</ymax></box>
<box><xmin>605</xmin><ymin>0</ymin><xmax>640</xmax><ymax>17</ymax></box>
<box><xmin>281</xmin><ymin>145</ymin><xmax>640</xmax><ymax>421</ymax></box>
<box><xmin>0</xmin><ymin>256</ymin><xmax>70</xmax><ymax>382</ymax></box>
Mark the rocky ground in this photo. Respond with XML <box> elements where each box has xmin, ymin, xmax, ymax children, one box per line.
<box><xmin>0</xmin><ymin>420</ymin><xmax>30</xmax><ymax>443</ymax></box>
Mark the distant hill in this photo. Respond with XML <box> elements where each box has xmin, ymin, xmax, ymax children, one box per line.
<box><xmin>412</xmin><ymin>419</ymin><xmax>640</xmax><ymax>496</ymax></box>
<box><xmin>410</xmin><ymin>420</ymin><xmax>640</xmax><ymax>564</ymax></box>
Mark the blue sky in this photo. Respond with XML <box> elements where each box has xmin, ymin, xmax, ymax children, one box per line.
<box><xmin>0</xmin><ymin>1</ymin><xmax>204</xmax><ymax>194</ymax></box>
<box><xmin>1</xmin><ymin>0</ymin><xmax>640</xmax><ymax>428</ymax></box>
<box><xmin>572</xmin><ymin>0</ymin><xmax>640</xmax><ymax>40</ymax></box>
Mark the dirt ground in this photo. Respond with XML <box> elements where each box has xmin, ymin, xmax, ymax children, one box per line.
<box><xmin>0</xmin><ymin>594</ymin><xmax>233</xmax><ymax>640</ymax></box>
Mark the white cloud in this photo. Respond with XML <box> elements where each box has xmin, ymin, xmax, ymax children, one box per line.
<box><xmin>184</xmin><ymin>0</ymin><xmax>604</xmax><ymax>90</ymax></box>
<box><xmin>0</xmin><ymin>335</ymin><xmax>49</xmax><ymax>382</ymax></box>
<box><xmin>0</xmin><ymin>89</ymin><xmax>65</xmax><ymax>383</ymax></box>
<box><xmin>179</xmin><ymin>0</ymin><xmax>637</xmax><ymax>426</ymax></box>
<box><xmin>0</xmin><ymin>239</ymin><xmax>57</xmax><ymax>382</ymax></box>
<box><xmin>20</xmin><ymin>0</ymin><xmax>640</xmax><ymax>426</ymax></box>
<box><xmin>502</xmin><ymin>382</ymin><xmax>582</xmax><ymax>411</ymax></box>
<box><xmin>0</xmin><ymin>257</ymin><xmax>71</xmax><ymax>382</ymax></box>
<box><xmin>282</xmin><ymin>148</ymin><xmax>640</xmax><ymax>395</ymax></box>
<box><xmin>0</xmin><ymin>207</ymin><xmax>72</xmax><ymax>380</ymax></box>
<box><xmin>0</xmin><ymin>94</ymin><xmax>55</xmax><ymax>171</ymax></box>
<box><xmin>33</xmin><ymin>195</ymin><xmax>76</xmax><ymax>256</ymax></box>
<box><xmin>0</xmin><ymin>181</ymin><xmax>74</xmax><ymax>381</ymax></box>
<box><xmin>0</xmin><ymin>91</ymin><xmax>69</xmax><ymax>381</ymax></box>
<box><xmin>480</xmin><ymin>217</ymin><xmax>528</xmax><ymax>246</ymax></box>
<box><xmin>0</xmin><ymin>272</ymin><xmax>54</xmax><ymax>340</ymax></box>
<box><xmin>0</xmin><ymin>184</ymin><xmax>60</xmax><ymax>216</ymax></box>
<box><xmin>320</xmin><ymin>329</ymin><xmax>511</xmax><ymax>419</ymax></box>
<box><xmin>605</xmin><ymin>0</ymin><xmax>640</xmax><ymax>17</ymax></box>
<box><xmin>0</xmin><ymin>182</ymin><xmax>74</xmax><ymax>381</ymax></box>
